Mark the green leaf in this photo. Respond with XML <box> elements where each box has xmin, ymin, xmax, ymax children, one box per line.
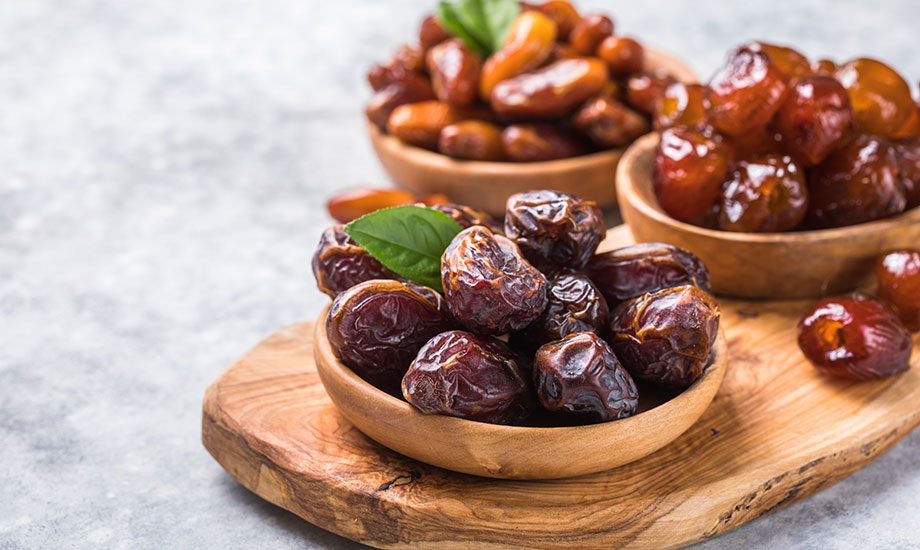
<box><xmin>344</xmin><ymin>205</ymin><xmax>463</xmax><ymax>292</ymax></box>
<box><xmin>436</xmin><ymin>0</ymin><xmax>520</xmax><ymax>57</ymax></box>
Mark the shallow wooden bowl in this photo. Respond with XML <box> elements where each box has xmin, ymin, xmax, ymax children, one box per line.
<box><xmin>369</xmin><ymin>48</ymin><xmax>697</xmax><ymax>215</ymax></box>
<box><xmin>617</xmin><ymin>132</ymin><xmax>920</xmax><ymax>299</ymax></box>
<box><xmin>313</xmin><ymin>304</ymin><xmax>727</xmax><ymax>480</ymax></box>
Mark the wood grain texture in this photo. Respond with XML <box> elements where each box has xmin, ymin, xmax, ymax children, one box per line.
<box><xmin>369</xmin><ymin>48</ymin><xmax>697</xmax><ymax>216</ymax></box>
<box><xmin>313</xmin><ymin>307</ymin><xmax>726</xmax><ymax>479</ymax></box>
<box><xmin>202</xmin><ymin>226</ymin><xmax>920</xmax><ymax>549</ymax></box>
<box><xmin>617</xmin><ymin>132</ymin><xmax>920</xmax><ymax>299</ymax></box>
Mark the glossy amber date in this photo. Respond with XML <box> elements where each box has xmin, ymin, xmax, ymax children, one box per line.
<box><xmin>718</xmin><ymin>153</ymin><xmax>808</xmax><ymax>233</ymax></box>
<box><xmin>438</xmin><ymin>120</ymin><xmax>505</xmax><ymax>161</ymax></box>
<box><xmin>894</xmin><ymin>138</ymin><xmax>920</xmax><ymax>209</ymax></box>
<box><xmin>807</xmin><ymin>134</ymin><xmax>906</xmax><ymax>228</ymax></box>
<box><xmin>569</xmin><ymin>14</ymin><xmax>613</xmax><ymax>56</ymax></box>
<box><xmin>418</xmin><ymin>14</ymin><xmax>451</xmax><ymax>50</ymax></box>
<box><xmin>504</xmin><ymin>190</ymin><xmax>606</xmax><ymax>272</ymax></box>
<box><xmin>441</xmin><ymin>226</ymin><xmax>548</xmax><ymax>335</ymax></box>
<box><xmin>708</xmin><ymin>47</ymin><xmax>789</xmax><ymax>136</ymax></box>
<box><xmin>774</xmin><ymin>75</ymin><xmax>853</xmax><ymax>166</ymax></box>
<box><xmin>653</xmin><ymin>82</ymin><xmax>709</xmax><ymax>130</ymax></box>
<box><xmin>533</xmin><ymin>332</ymin><xmax>638</xmax><ymax>423</ymax></box>
<box><xmin>326</xmin><ymin>188</ymin><xmax>416</xmax><ymax>223</ymax></box>
<box><xmin>574</xmin><ymin>95</ymin><xmax>649</xmax><ymax>148</ymax></box>
<box><xmin>312</xmin><ymin>225</ymin><xmax>396</xmax><ymax>297</ymax></box>
<box><xmin>654</xmin><ymin>125</ymin><xmax>732</xmax><ymax>222</ymax></box>
<box><xmin>892</xmin><ymin>105</ymin><xmax>920</xmax><ymax>140</ymax></box>
<box><xmin>744</xmin><ymin>41</ymin><xmax>811</xmax><ymax>80</ymax></box>
<box><xmin>811</xmin><ymin>58</ymin><xmax>839</xmax><ymax>76</ymax></box>
<box><xmin>837</xmin><ymin>58</ymin><xmax>914</xmax><ymax>138</ymax></box>
<box><xmin>609</xmin><ymin>285</ymin><xmax>721</xmax><ymax>389</ymax></box>
<box><xmin>513</xmin><ymin>269</ymin><xmax>609</xmax><ymax>350</ymax></box>
<box><xmin>426</xmin><ymin>38</ymin><xmax>482</xmax><ymax>107</ymax></box>
<box><xmin>501</xmin><ymin>124</ymin><xmax>585</xmax><ymax>161</ymax></box>
<box><xmin>585</xmin><ymin>242</ymin><xmax>710</xmax><ymax>305</ymax></box>
<box><xmin>527</xmin><ymin>0</ymin><xmax>581</xmax><ymax>41</ymax></box>
<box><xmin>402</xmin><ymin>330</ymin><xmax>535</xmax><ymax>425</ymax></box>
<box><xmin>326</xmin><ymin>280</ymin><xmax>454</xmax><ymax>393</ymax></box>
<box><xmin>490</xmin><ymin>57</ymin><xmax>608</xmax><ymax>120</ymax></box>
<box><xmin>798</xmin><ymin>293</ymin><xmax>912</xmax><ymax>380</ymax></box>
<box><xmin>625</xmin><ymin>71</ymin><xmax>677</xmax><ymax>115</ymax></box>
<box><xmin>429</xmin><ymin>202</ymin><xmax>504</xmax><ymax>233</ymax></box>
<box><xmin>386</xmin><ymin>100</ymin><xmax>473</xmax><ymax>150</ymax></box>
<box><xmin>365</xmin><ymin>77</ymin><xmax>436</xmax><ymax>130</ymax></box>
<box><xmin>480</xmin><ymin>10</ymin><xmax>557</xmax><ymax>100</ymax></box>
<box><xmin>597</xmin><ymin>35</ymin><xmax>644</xmax><ymax>76</ymax></box>
<box><xmin>876</xmin><ymin>250</ymin><xmax>920</xmax><ymax>331</ymax></box>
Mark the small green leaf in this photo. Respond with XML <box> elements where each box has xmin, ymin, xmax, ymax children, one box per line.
<box><xmin>344</xmin><ymin>205</ymin><xmax>463</xmax><ymax>292</ymax></box>
<box><xmin>436</xmin><ymin>2</ymin><xmax>489</xmax><ymax>58</ymax></box>
<box><xmin>437</xmin><ymin>0</ymin><xmax>520</xmax><ymax>57</ymax></box>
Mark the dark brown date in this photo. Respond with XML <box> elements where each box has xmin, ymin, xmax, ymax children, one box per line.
<box><xmin>774</xmin><ymin>75</ymin><xmax>853</xmax><ymax>166</ymax></box>
<box><xmin>312</xmin><ymin>225</ymin><xmax>396</xmax><ymax>297</ymax></box>
<box><xmin>501</xmin><ymin>124</ymin><xmax>586</xmax><ymax>161</ymax></box>
<box><xmin>895</xmin><ymin>138</ymin><xmax>920</xmax><ymax>209</ymax></box>
<box><xmin>426</xmin><ymin>38</ymin><xmax>482</xmax><ymax>107</ymax></box>
<box><xmin>326</xmin><ymin>280</ymin><xmax>453</xmax><ymax>393</ymax></box>
<box><xmin>798</xmin><ymin>293</ymin><xmax>912</xmax><ymax>380</ymax></box>
<box><xmin>441</xmin><ymin>226</ymin><xmax>548</xmax><ymax>335</ymax></box>
<box><xmin>438</xmin><ymin>120</ymin><xmax>505</xmax><ymax>161</ymax></box>
<box><xmin>513</xmin><ymin>269</ymin><xmax>609</xmax><ymax>351</ymax></box>
<box><xmin>585</xmin><ymin>242</ymin><xmax>710</xmax><ymax>305</ymax></box>
<box><xmin>365</xmin><ymin>77</ymin><xmax>436</xmax><ymax>130</ymax></box>
<box><xmin>807</xmin><ymin>134</ymin><xmax>906</xmax><ymax>228</ymax></box>
<box><xmin>608</xmin><ymin>285</ymin><xmax>720</xmax><ymax>389</ymax></box>
<box><xmin>718</xmin><ymin>153</ymin><xmax>809</xmax><ymax>233</ymax></box>
<box><xmin>490</xmin><ymin>58</ymin><xmax>608</xmax><ymax>120</ymax></box>
<box><xmin>402</xmin><ymin>330</ymin><xmax>535</xmax><ymax>425</ymax></box>
<box><xmin>367</xmin><ymin>46</ymin><xmax>426</xmax><ymax>91</ymax></box>
<box><xmin>569</xmin><ymin>14</ymin><xmax>614</xmax><ymax>56</ymax></box>
<box><xmin>876</xmin><ymin>250</ymin><xmax>920</xmax><ymax>332</ymax></box>
<box><xmin>708</xmin><ymin>46</ymin><xmax>789</xmax><ymax>137</ymax></box>
<box><xmin>504</xmin><ymin>190</ymin><xmax>606</xmax><ymax>272</ymax></box>
<box><xmin>625</xmin><ymin>71</ymin><xmax>677</xmax><ymax>115</ymax></box>
<box><xmin>573</xmin><ymin>95</ymin><xmax>649</xmax><ymax>148</ymax></box>
<box><xmin>429</xmin><ymin>202</ymin><xmax>504</xmax><ymax>233</ymax></box>
<box><xmin>533</xmin><ymin>332</ymin><xmax>638</xmax><ymax>423</ymax></box>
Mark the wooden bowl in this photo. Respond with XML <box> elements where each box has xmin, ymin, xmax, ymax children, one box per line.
<box><xmin>617</xmin><ymin>132</ymin><xmax>920</xmax><ymax>299</ymax></box>
<box><xmin>369</xmin><ymin>48</ymin><xmax>697</xmax><ymax>216</ymax></box>
<box><xmin>313</xmin><ymin>304</ymin><xmax>727</xmax><ymax>480</ymax></box>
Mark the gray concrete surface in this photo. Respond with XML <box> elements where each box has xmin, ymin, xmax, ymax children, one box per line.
<box><xmin>2</xmin><ymin>0</ymin><xmax>919</xmax><ymax>548</ymax></box>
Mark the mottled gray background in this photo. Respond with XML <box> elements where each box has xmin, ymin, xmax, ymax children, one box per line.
<box><xmin>2</xmin><ymin>0</ymin><xmax>919</xmax><ymax>548</ymax></box>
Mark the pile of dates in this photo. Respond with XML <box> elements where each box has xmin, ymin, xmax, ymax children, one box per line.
<box><xmin>653</xmin><ymin>42</ymin><xmax>920</xmax><ymax>231</ymax></box>
<box><xmin>315</xmin><ymin>190</ymin><xmax>721</xmax><ymax>426</ymax></box>
<box><xmin>798</xmin><ymin>249</ymin><xmax>918</xmax><ymax>380</ymax></box>
<box><xmin>366</xmin><ymin>1</ymin><xmax>667</xmax><ymax>162</ymax></box>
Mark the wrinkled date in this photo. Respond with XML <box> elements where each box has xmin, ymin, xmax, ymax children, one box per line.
<box><xmin>441</xmin><ymin>226</ymin><xmax>548</xmax><ymax>335</ymax></box>
<box><xmin>585</xmin><ymin>242</ymin><xmax>710</xmax><ymax>305</ymax></box>
<box><xmin>895</xmin><ymin>138</ymin><xmax>920</xmax><ymax>209</ymax></box>
<box><xmin>876</xmin><ymin>250</ymin><xmax>920</xmax><ymax>332</ymax></box>
<box><xmin>312</xmin><ymin>225</ymin><xmax>396</xmax><ymax>296</ymax></box>
<box><xmin>402</xmin><ymin>330</ymin><xmax>536</xmax><ymax>425</ymax></box>
<box><xmin>798</xmin><ymin>293</ymin><xmax>912</xmax><ymax>380</ymax></box>
<box><xmin>326</xmin><ymin>280</ymin><xmax>454</xmax><ymax>393</ymax></box>
<box><xmin>774</xmin><ymin>75</ymin><xmax>852</xmax><ymax>166</ymax></box>
<box><xmin>533</xmin><ymin>332</ymin><xmax>638</xmax><ymax>423</ymax></box>
<box><xmin>504</xmin><ymin>190</ymin><xmax>605</xmax><ymax>272</ymax></box>
<box><xmin>429</xmin><ymin>202</ymin><xmax>504</xmax><ymax>233</ymax></box>
<box><xmin>490</xmin><ymin>58</ymin><xmax>608</xmax><ymax>120</ymax></box>
<box><xmin>514</xmin><ymin>269</ymin><xmax>609</xmax><ymax>351</ymax></box>
<box><xmin>608</xmin><ymin>285</ymin><xmax>720</xmax><ymax>389</ymax></box>
<box><xmin>708</xmin><ymin>46</ymin><xmax>789</xmax><ymax>137</ymax></box>
<box><xmin>718</xmin><ymin>153</ymin><xmax>809</xmax><ymax>233</ymax></box>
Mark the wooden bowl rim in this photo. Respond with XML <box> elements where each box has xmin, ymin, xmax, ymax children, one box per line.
<box><xmin>368</xmin><ymin>46</ymin><xmax>698</xmax><ymax>177</ymax></box>
<box><xmin>619</xmin><ymin>132</ymin><xmax>920</xmax><ymax>244</ymax></box>
<box><xmin>315</xmin><ymin>302</ymin><xmax>727</xmax><ymax>437</ymax></box>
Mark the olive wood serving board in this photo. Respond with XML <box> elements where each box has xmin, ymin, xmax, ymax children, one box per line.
<box><xmin>202</xmin><ymin>226</ymin><xmax>920</xmax><ymax>550</ymax></box>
